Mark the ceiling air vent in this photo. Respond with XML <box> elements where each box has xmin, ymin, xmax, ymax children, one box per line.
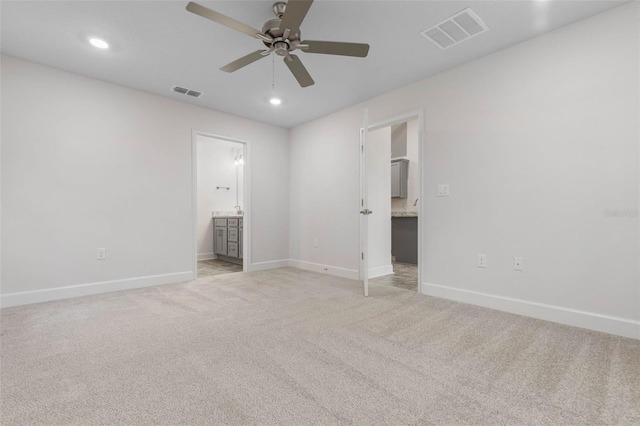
<box><xmin>171</xmin><ymin>85</ymin><xmax>203</xmax><ymax>98</ymax></box>
<box><xmin>186</xmin><ymin>90</ymin><xmax>203</xmax><ymax>98</ymax></box>
<box><xmin>420</xmin><ymin>8</ymin><xmax>489</xmax><ymax>50</ymax></box>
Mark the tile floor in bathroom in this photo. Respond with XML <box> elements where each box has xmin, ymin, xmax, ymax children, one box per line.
<box><xmin>371</xmin><ymin>262</ymin><xmax>418</xmax><ymax>292</ymax></box>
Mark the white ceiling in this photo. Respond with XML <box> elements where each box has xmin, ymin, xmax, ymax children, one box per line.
<box><xmin>1</xmin><ymin>0</ymin><xmax>626</xmax><ymax>128</ymax></box>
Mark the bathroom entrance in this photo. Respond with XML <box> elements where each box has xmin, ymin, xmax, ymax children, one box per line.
<box><xmin>192</xmin><ymin>132</ymin><xmax>250</xmax><ymax>278</ymax></box>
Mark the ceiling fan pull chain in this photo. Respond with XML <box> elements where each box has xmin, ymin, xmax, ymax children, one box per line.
<box><xmin>272</xmin><ymin>52</ymin><xmax>275</xmax><ymax>90</ymax></box>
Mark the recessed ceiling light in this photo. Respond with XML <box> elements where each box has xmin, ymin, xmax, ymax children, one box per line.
<box><xmin>89</xmin><ymin>38</ymin><xmax>109</xmax><ymax>49</ymax></box>
<box><xmin>269</xmin><ymin>97</ymin><xmax>282</xmax><ymax>106</ymax></box>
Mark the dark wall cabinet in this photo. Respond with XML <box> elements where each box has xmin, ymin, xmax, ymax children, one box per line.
<box><xmin>391</xmin><ymin>159</ymin><xmax>409</xmax><ymax>198</ymax></box>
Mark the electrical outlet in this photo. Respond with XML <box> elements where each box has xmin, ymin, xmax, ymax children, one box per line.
<box><xmin>313</xmin><ymin>239</ymin><xmax>319</xmax><ymax>248</ymax></box>
<box><xmin>514</xmin><ymin>256</ymin><xmax>524</xmax><ymax>271</ymax></box>
<box><xmin>97</xmin><ymin>248</ymin><xmax>106</xmax><ymax>260</ymax></box>
<box><xmin>477</xmin><ymin>253</ymin><xmax>487</xmax><ymax>268</ymax></box>
<box><xmin>437</xmin><ymin>184</ymin><xmax>450</xmax><ymax>197</ymax></box>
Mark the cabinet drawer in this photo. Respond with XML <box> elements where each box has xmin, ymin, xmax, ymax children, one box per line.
<box><xmin>228</xmin><ymin>227</ymin><xmax>239</xmax><ymax>242</ymax></box>
<box><xmin>227</xmin><ymin>218</ymin><xmax>239</xmax><ymax>227</ymax></box>
<box><xmin>228</xmin><ymin>242</ymin><xmax>239</xmax><ymax>258</ymax></box>
<box><xmin>214</xmin><ymin>218</ymin><xmax>227</xmax><ymax>227</ymax></box>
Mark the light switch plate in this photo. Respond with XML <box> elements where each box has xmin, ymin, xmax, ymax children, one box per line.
<box><xmin>437</xmin><ymin>184</ymin><xmax>450</xmax><ymax>197</ymax></box>
<box><xmin>477</xmin><ymin>253</ymin><xmax>487</xmax><ymax>268</ymax></box>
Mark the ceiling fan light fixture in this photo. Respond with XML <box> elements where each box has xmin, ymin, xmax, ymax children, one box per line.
<box><xmin>89</xmin><ymin>37</ymin><xmax>109</xmax><ymax>49</ymax></box>
<box><xmin>269</xmin><ymin>97</ymin><xmax>282</xmax><ymax>106</ymax></box>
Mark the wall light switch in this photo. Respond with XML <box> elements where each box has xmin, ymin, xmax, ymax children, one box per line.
<box><xmin>437</xmin><ymin>184</ymin><xmax>450</xmax><ymax>197</ymax></box>
<box><xmin>97</xmin><ymin>248</ymin><xmax>106</xmax><ymax>260</ymax></box>
<box><xmin>477</xmin><ymin>253</ymin><xmax>487</xmax><ymax>268</ymax></box>
<box><xmin>514</xmin><ymin>257</ymin><xmax>524</xmax><ymax>271</ymax></box>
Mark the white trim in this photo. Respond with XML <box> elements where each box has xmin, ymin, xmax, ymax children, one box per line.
<box><xmin>369</xmin><ymin>264</ymin><xmax>394</xmax><ymax>279</ymax></box>
<box><xmin>0</xmin><ymin>272</ymin><xmax>194</xmax><ymax>308</ymax></box>
<box><xmin>251</xmin><ymin>259</ymin><xmax>290</xmax><ymax>271</ymax></box>
<box><xmin>288</xmin><ymin>259</ymin><xmax>359</xmax><ymax>280</ymax></box>
<box><xmin>197</xmin><ymin>252</ymin><xmax>216</xmax><ymax>261</ymax></box>
<box><xmin>191</xmin><ymin>130</ymin><xmax>252</xmax><ymax>277</ymax></box>
<box><xmin>422</xmin><ymin>282</ymin><xmax>640</xmax><ymax>340</ymax></box>
<box><xmin>364</xmin><ymin>109</ymin><xmax>425</xmax><ymax>294</ymax></box>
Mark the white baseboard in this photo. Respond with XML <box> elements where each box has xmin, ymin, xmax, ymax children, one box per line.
<box><xmin>369</xmin><ymin>264</ymin><xmax>394</xmax><ymax>279</ymax></box>
<box><xmin>422</xmin><ymin>282</ymin><xmax>640</xmax><ymax>340</ymax></box>
<box><xmin>197</xmin><ymin>252</ymin><xmax>215</xmax><ymax>261</ymax></box>
<box><xmin>0</xmin><ymin>271</ymin><xmax>194</xmax><ymax>308</ymax></box>
<box><xmin>288</xmin><ymin>259</ymin><xmax>359</xmax><ymax>280</ymax></box>
<box><xmin>250</xmin><ymin>259</ymin><xmax>290</xmax><ymax>272</ymax></box>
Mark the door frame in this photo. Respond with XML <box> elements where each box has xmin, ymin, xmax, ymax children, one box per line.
<box><xmin>191</xmin><ymin>130</ymin><xmax>252</xmax><ymax>278</ymax></box>
<box><xmin>360</xmin><ymin>109</ymin><xmax>424</xmax><ymax>294</ymax></box>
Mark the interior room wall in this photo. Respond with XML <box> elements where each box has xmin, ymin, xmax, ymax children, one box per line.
<box><xmin>196</xmin><ymin>137</ymin><xmax>242</xmax><ymax>260</ymax></box>
<box><xmin>392</xmin><ymin>119</ymin><xmax>419</xmax><ymax>213</ymax></box>
<box><xmin>288</xmin><ymin>3</ymin><xmax>639</xmax><ymax>338</ymax></box>
<box><xmin>288</xmin><ymin>108</ymin><xmax>363</xmax><ymax>278</ymax></box>
<box><xmin>367</xmin><ymin>127</ymin><xmax>392</xmax><ymax>278</ymax></box>
<box><xmin>390</xmin><ymin>123</ymin><xmax>407</xmax><ymax>158</ymax></box>
<box><xmin>1</xmin><ymin>55</ymin><xmax>289</xmax><ymax>305</ymax></box>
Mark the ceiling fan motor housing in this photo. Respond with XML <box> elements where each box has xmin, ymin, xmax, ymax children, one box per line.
<box><xmin>262</xmin><ymin>17</ymin><xmax>300</xmax><ymax>53</ymax></box>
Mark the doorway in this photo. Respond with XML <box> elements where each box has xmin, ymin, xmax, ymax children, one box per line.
<box><xmin>192</xmin><ymin>131</ymin><xmax>251</xmax><ymax>279</ymax></box>
<box><xmin>359</xmin><ymin>110</ymin><xmax>424</xmax><ymax>295</ymax></box>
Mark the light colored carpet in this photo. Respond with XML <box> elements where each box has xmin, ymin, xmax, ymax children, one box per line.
<box><xmin>1</xmin><ymin>268</ymin><xmax>639</xmax><ymax>425</ymax></box>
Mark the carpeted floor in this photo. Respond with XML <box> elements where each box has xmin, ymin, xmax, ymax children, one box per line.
<box><xmin>1</xmin><ymin>268</ymin><xmax>639</xmax><ymax>425</ymax></box>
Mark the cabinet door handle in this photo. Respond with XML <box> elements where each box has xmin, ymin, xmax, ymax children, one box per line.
<box><xmin>360</xmin><ymin>209</ymin><xmax>373</xmax><ymax>215</ymax></box>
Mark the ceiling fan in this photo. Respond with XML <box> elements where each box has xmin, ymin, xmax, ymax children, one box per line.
<box><xmin>186</xmin><ymin>0</ymin><xmax>370</xmax><ymax>88</ymax></box>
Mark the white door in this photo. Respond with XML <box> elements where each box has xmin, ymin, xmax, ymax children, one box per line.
<box><xmin>359</xmin><ymin>110</ymin><xmax>371</xmax><ymax>296</ymax></box>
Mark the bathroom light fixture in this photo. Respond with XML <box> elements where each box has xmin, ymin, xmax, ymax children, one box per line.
<box><xmin>269</xmin><ymin>97</ymin><xmax>282</xmax><ymax>106</ymax></box>
<box><xmin>89</xmin><ymin>38</ymin><xmax>109</xmax><ymax>49</ymax></box>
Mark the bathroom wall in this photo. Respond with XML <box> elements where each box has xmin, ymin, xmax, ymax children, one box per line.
<box><xmin>391</xmin><ymin>119</ymin><xmax>419</xmax><ymax>213</ymax></box>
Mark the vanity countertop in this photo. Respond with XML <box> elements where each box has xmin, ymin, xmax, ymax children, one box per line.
<box><xmin>212</xmin><ymin>212</ymin><xmax>243</xmax><ymax>219</ymax></box>
<box><xmin>392</xmin><ymin>211</ymin><xmax>418</xmax><ymax>218</ymax></box>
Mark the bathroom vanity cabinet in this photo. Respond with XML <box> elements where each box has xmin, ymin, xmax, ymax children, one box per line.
<box><xmin>214</xmin><ymin>217</ymin><xmax>243</xmax><ymax>265</ymax></box>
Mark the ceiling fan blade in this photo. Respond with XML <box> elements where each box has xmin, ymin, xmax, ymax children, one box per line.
<box><xmin>301</xmin><ymin>40</ymin><xmax>370</xmax><ymax>58</ymax></box>
<box><xmin>284</xmin><ymin>54</ymin><xmax>314</xmax><ymax>87</ymax></box>
<box><xmin>221</xmin><ymin>50</ymin><xmax>270</xmax><ymax>73</ymax></box>
<box><xmin>186</xmin><ymin>2</ymin><xmax>268</xmax><ymax>41</ymax></box>
<box><xmin>279</xmin><ymin>0</ymin><xmax>314</xmax><ymax>35</ymax></box>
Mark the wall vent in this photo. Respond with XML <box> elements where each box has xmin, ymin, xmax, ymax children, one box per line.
<box><xmin>420</xmin><ymin>8</ymin><xmax>489</xmax><ymax>50</ymax></box>
<box><xmin>171</xmin><ymin>85</ymin><xmax>203</xmax><ymax>98</ymax></box>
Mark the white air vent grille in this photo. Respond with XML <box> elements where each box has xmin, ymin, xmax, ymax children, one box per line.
<box><xmin>420</xmin><ymin>8</ymin><xmax>489</xmax><ymax>50</ymax></box>
<box><xmin>171</xmin><ymin>85</ymin><xmax>203</xmax><ymax>98</ymax></box>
